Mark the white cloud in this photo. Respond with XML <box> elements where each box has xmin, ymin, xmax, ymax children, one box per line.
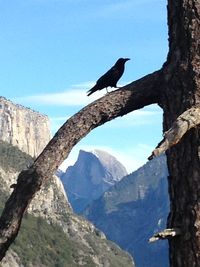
<box><xmin>14</xmin><ymin>89</ymin><xmax>93</xmax><ymax>106</ymax></box>
<box><xmin>103</xmin><ymin>106</ymin><xmax>162</xmax><ymax>128</ymax></box>
<box><xmin>72</xmin><ymin>81</ymin><xmax>95</xmax><ymax>88</ymax></box>
<box><xmin>13</xmin><ymin>81</ymin><xmax>112</xmax><ymax>106</ymax></box>
<box><xmin>12</xmin><ymin>81</ymin><xmax>132</xmax><ymax>107</ymax></box>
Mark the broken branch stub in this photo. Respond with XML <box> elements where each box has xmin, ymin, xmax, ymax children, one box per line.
<box><xmin>149</xmin><ymin>105</ymin><xmax>200</xmax><ymax>160</ymax></box>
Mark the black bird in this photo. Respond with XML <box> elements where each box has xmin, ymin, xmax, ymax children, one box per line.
<box><xmin>87</xmin><ymin>58</ymin><xmax>130</xmax><ymax>96</ymax></box>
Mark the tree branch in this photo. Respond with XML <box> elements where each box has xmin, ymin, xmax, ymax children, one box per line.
<box><xmin>0</xmin><ymin>70</ymin><xmax>163</xmax><ymax>260</ymax></box>
<box><xmin>149</xmin><ymin>228</ymin><xmax>181</xmax><ymax>243</ymax></box>
<box><xmin>148</xmin><ymin>105</ymin><xmax>200</xmax><ymax>160</ymax></box>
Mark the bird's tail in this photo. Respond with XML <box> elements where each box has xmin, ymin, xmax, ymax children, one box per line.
<box><xmin>87</xmin><ymin>89</ymin><xmax>93</xmax><ymax>96</ymax></box>
<box><xmin>87</xmin><ymin>85</ymin><xmax>97</xmax><ymax>96</ymax></box>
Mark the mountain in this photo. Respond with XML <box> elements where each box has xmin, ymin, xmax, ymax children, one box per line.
<box><xmin>0</xmin><ymin>97</ymin><xmax>51</xmax><ymax>158</ymax></box>
<box><xmin>84</xmin><ymin>155</ymin><xmax>169</xmax><ymax>267</ymax></box>
<box><xmin>0</xmin><ymin>98</ymin><xmax>134</xmax><ymax>267</ymax></box>
<box><xmin>60</xmin><ymin>149</ymin><xmax>127</xmax><ymax>213</ymax></box>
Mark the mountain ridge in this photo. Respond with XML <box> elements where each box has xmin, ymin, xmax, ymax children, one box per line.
<box><xmin>60</xmin><ymin>149</ymin><xmax>128</xmax><ymax>213</ymax></box>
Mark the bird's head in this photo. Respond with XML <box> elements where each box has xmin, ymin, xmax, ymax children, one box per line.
<box><xmin>115</xmin><ymin>58</ymin><xmax>130</xmax><ymax>66</ymax></box>
<box><xmin>123</xmin><ymin>58</ymin><xmax>130</xmax><ymax>62</ymax></box>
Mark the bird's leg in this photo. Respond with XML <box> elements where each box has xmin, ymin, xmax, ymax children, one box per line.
<box><xmin>104</xmin><ymin>88</ymin><xmax>109</xmax><ymax>96</ymax></box>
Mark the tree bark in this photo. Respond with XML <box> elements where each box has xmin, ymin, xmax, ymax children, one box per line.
<box><xmin>160</xmin><ymin>1</ymin><xmax>200</xmax><ymax>266</ymax></box>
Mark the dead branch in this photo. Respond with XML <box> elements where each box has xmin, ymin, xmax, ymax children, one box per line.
<box><xmin>149</xmin><ymin>228</ymin><xmax>181</xmax><ymax>243</ymax></box>
<box><xmin>0</xmin><ymin>70</ymin><xmax>163</xmax><ymax>260</ymax></box>
<box><xmin>148</xmin><ymin>105</ymin><xmax>200</xmax><ymax>160</ymax></box>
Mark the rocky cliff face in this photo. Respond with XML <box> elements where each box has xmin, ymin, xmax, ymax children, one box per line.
<box><xmin>60</xmin><ymin>149</ymin><xmax>127</xmax><ymax>213</ymax></box>
<box><xmin>0</xmin><ymin>97</ymin><xmax>51</xmax><ymax>157</ymax></box>
<box><xmin>93</xmin><ymin>149</ymin><xmax>127</xmax><ymax>181</ymax></box>
<box><xmin>0</xmin><ymin>163</ymin><xmax>72</xmax><ymax>222</ymax></box>
<box><xmin>84</xmin><ymin>155</ymin><xmax>169</xmax><ymax>267</ymax></box>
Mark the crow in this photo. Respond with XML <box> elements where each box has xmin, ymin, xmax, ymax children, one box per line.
<box><xmin>87</xmin><ymin>58</ymin><xmax>130</xmax><ymax>96</ymax></box>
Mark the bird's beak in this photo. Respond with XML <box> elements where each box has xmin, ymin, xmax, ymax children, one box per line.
<box><xmin>125</xmin><ymin>58</ymin><xmax>130</xmax><ymax>61</ymax></box>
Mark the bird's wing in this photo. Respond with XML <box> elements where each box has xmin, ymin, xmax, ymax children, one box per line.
<box><xmin>96</xmin><ymin>66</ymin><xmax>121</xmax><ymax>88</ymax></box>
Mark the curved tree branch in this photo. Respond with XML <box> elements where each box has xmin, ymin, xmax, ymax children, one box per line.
<box><xmin>0</xmin><ymin>69</ymin><xmax>163</xmax><ymax>260</ymax></box>
<box><xmin>148</xmin><ymin>105</ymin><xmax>200</xmax><ymax>160</ymax></box>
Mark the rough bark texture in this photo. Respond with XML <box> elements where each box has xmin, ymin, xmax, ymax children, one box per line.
<box><xmin>160</xmin><ymin>1</ymin><xmax>200</xmax><ymax>266</ymax></box>
<box><xmin>0</xmin><ymin>1</ymin><xmax>200</xmax><ymax>266</ymax></box>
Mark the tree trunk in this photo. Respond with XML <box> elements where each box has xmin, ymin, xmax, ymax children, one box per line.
<box><xmin>161</xmin><ymin>1</ymin><xmax>200</xmax><ymax>266</ymax></box>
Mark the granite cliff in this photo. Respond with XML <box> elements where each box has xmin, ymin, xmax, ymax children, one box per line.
<box><xmin>0</xmin><ymin>97</ymin><xmax>51</xmax><ymax>157</ymax></box>
<box><xmin>60</xmin><ymin>149</ymin><xmax>127</xmax><ymax>213</ymax></box>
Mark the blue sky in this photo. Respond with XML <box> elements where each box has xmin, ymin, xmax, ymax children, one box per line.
<box><xmin>0</xmin><ymin>0</ymin><xmax>168</xmax><ymax>172</ymax></box>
